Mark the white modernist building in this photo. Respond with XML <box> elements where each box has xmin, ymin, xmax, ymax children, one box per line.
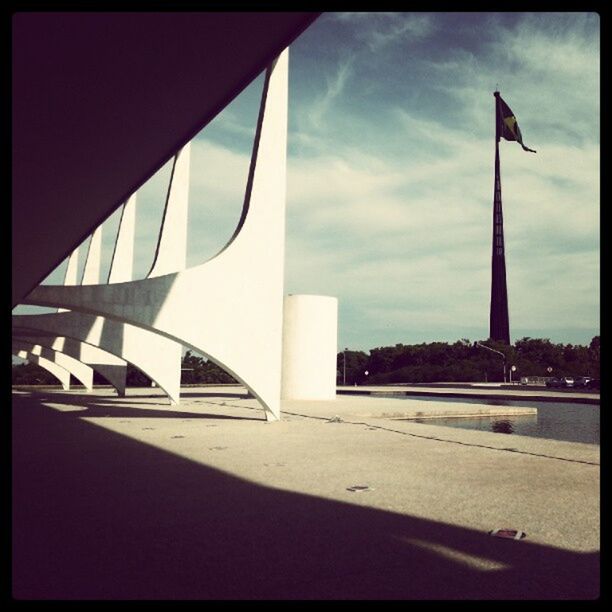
<box><xmin>15</xmin><ymin>47</ymin><xmax>338</xmax><ymax>420</ymax></box>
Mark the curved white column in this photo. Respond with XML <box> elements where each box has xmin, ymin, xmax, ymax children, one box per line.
<box><xmin>281</xmin><ymin>295</ymin><xmax>338</xmax><ymax>400</ymax></box>
<box><xmin>13</xmin><ymin>312</ymin><xmax>182</xmax><ymax>404</ymax></box>
<box><xmin>12</xmin><ymin>331</ymin><xmax>127</xmax><ymax>395</ymax></box>
<box><xmin>108</xmin><ymin>194</ymin><xmax>136</xmax><ymax>284</ymax></box>
<box><xmin>12</xmin><ymin>339</ymin><xmax>94</xmax><ymax>391</ymax></box>
<box><xmin>25</xmin><ymin>49</ymin><xmax>289</xmax><ymax>421</ymax></box>
<box><xmin>148</xmin><ymin>145</ymin><xmax>189</xmax><ymax>278</ymax></box>
<box><xmin>82</xmin><ymin>226</ymin><xmax>102</xmax><ymax>285</ymax></box>
<box><xmin>14</xmin><ymin>350</ymin><xmax>71</xmax><ymax>390</ymax></box>
<box><xmin>57</xmin><ymin>246</ymin><xmax>79</xmax><ymax>312</ymax></box>
<box><xmin>16</xmin><ymin>199</ymin><xmax>132</xmax><ymax>393</ymax></box>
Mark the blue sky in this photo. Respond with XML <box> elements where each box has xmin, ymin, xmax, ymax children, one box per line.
<box><xmin>19</xmin><ymin>12</ymin><xmax>600</xmax><ymax>353</ymax></box>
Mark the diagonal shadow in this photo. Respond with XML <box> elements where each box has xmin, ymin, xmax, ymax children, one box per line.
<box><xmin>135</xmin><ymin>391</ymin><xmax>249</xmax><ymax>400</ymax></box>
<box><xmin>18</xmin><ymin>392</ymin><xmax>261</xmax><ymax>421</ymax></box>
<box><xmin>12</xmin><ymin>393</ymin><xmax>599</xmax><ymax>600</ymax></box>
<box><xmin>63</xmin><ymin>404</ymin><xmax>260</xmax><ymax>421</ymax></box>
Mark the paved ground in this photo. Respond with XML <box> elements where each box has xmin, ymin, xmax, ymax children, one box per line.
<box><xmin>12</xmin><ymin>387</ymin><xmax>600</xmax><ymax>600</ymax></box>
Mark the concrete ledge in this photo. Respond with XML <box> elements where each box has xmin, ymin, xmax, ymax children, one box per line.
<box><xmin>285</xmin><ymin>395</ymin><xmax>537</xmax><ymax>421</ymax></box>
<box><xmin>338</xmin><ymin>385</ymin><xmax>600</xmax><ymax>405</ymax></box>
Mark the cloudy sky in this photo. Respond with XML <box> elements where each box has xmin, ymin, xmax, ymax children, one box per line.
<box><xmin>21</xmin><ymin>12</ymin><xmax>600</xmax><ymax>352</ymax></box>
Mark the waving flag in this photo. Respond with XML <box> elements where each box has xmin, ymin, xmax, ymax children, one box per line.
<box><xmin>495</xmin><ymin>92</ymin><xmax>536</xmax><ymax>153</ymax></box>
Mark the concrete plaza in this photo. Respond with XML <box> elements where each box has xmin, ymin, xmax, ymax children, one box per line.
<box><xmin>12</xmin><ymin>386</ymin><xmax>599</xmax><ymax>599</ymax></box>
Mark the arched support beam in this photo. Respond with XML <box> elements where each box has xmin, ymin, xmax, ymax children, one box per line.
<box><xmin>12</xmin><ymin>339</ymin><xmax>94</xmax><ymax>391</ymax></box>
<box><xmin>13</xmin><ymin>313</ymin><xmax>182</xmax><ymax>405</ymax></box>
<box><xmin>13</xmin><ymin>350</ymin><xmax>71</xmax><ymax>390</ymax></box>
<box><xmin>24</xmin><ymin>49</ymin><xmax>288</xmax><ymax>421</ymax></box>
<box><xmin>13</xmin><ymin>330</ymin><xmax>127</xmax><ymax>396</ymax></box>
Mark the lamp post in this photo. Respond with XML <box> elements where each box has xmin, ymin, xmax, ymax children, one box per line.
<box><xmin>343</xmin><ymin>347</ymin><xmax>347</xmax><ymax>386</ymax></box>
<box><xmin>474</xmin><ymin>342</ymin><xmax>507</xmax><ymax>383</ymax></box>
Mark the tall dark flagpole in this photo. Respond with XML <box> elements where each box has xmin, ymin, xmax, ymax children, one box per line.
<box><xmin>489</xmin><ymin>91</ymin><xmax>510</xmax><ymax>345</ymax></box>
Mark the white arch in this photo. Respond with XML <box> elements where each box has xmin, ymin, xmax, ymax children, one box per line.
<box><xmin>13</xmin><ymin>312</ymin><xmax>182</xmax><ymax>404</ymax></box>
<box><xmin>12</xmin><ymin>330</ymin><xmax>127</xmax><ymax>395</ymax></box>
<box><xmin>12</xmin><ymin>339</ymin><xmax>94</xmax><ymax>391</ymax></box>
<box><xmin>13</xmin><ymin>350</ymin><xmax>71</xmax><ymax>390</ymax></box>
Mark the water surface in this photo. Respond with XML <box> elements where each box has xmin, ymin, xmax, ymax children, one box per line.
<box><xmin>400</xmin><ymin>396</ymin><xmax>599</xmax><ymax>444</ymax></box>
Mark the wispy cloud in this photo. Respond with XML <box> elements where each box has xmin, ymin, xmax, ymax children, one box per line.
<box><xmin>335</xmin><ymin>12</ymin><xmax>436</xmax><ymax>51</ymax></box>
<box><xmin>306</xmin><ymin>58</ymin><xmax>354</xmax><ymax>131</ymax></box>
<box><xmin>32</xmin><ymin>12</ymin><xmax>599</xmax><ymax>349</ymax></box>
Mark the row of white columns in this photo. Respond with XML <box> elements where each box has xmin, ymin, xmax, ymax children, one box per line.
<box><xmin>13</xmin><ymin>48</ymin><xmax>338</xmax><ymax>420</ymax></box>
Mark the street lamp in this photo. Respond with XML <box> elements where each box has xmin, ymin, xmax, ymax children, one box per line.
<box><xmin>343</xmin><ymin>347</ymin><xmax>348</xmax><ymax>386</ymax></box>
<box><xmin>474</xmin><ymin>342</ymin><xmax>507</xmax><ymax>383</ymax></box>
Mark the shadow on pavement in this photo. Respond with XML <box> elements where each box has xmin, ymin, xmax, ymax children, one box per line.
<box><xmin>58</xmin><ymin>403</ymin><xmax>261</xmax><ymax>421</ymax></box>
<box><xmin>133</xmin><ymin>390</ymin><xmax>249</xmax><ymax>400</ymax></box>
<box><xmin>12</xmin><ymin>393</ymin><xmax>599</xmax><ymax>600</ymax></box>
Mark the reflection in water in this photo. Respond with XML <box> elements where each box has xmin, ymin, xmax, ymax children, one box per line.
<box><xmin>491</xmin><ymin>419</ymin><xmax>514</xmax><ymax>434</ymax></box>
<box><xmin>404</xmin><ymin>402</ymin><xmax>599</xmax><ymax>445</ymax></box>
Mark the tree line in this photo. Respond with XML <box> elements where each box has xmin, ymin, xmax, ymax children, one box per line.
<box><xmin>337</xmin><ymin>336</ymin><xmax>600</xmax><ymax>385</ymax></box>
<box><xmin>12</xmin><ymin>337</ymin><xmax>600</xmax><ymax>387</ymax></box>
<box><xmin>11</xmin><ymin>350</ymin><xmax>237</xmax><ymax>387</ymax></box>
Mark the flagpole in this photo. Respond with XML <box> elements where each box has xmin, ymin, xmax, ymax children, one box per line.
<box><xmin>489</xmin><ymin>91</ymin><xmax>510</xmax><ymax>345</ymax></box>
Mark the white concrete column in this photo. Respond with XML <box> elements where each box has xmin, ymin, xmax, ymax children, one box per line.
<box><xmin>82</xmin><ymin>226</ymin><xmax>102</xmax><ymax>285</ymax></box>
<box><xmin>63</xmin><ymin>247</ymin><xmax>80</xmax><ymax>286</ymax></box>
<box><xmin>58</xmin><ymin>247</ymin><xmax>80</xmax><ymax>312</ymax></box>
<box><xmin>14</xmin><ymin>350</ymin><xmax>71</xmax><ymax>390</ymax></box>
<box><xmin>13</xmin><ymin>331</ymin><xmax>127</xmax><ymax>395</ymax></box>
<box><xmin>13</xmin><ymin>312</ymin><xmax>183</xmax><ymax>405</ymax></box>
<box><xmin>281</xmin><ymin>294</ymin><xmax>338</xmax><ymax>400</ymax></box>
<box><xmin>108</xmin><ymin>194</ymin><xmax>136</xmax><ymax>283</ymax></box>
<box><xmin>13</xmin><ymin>340</ymin><xmax>94</xmax><ymax>391</ymax></box>
<box><xmin>148</xmin><ymin>144</ymin><xmax>190</xmax><ymax>278</ymax></box>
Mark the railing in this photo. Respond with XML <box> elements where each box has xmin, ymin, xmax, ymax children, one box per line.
<box><xmin>518</xmin><ymin>376</ymin><xmax>552</xmax><ymax>385</ymax></box>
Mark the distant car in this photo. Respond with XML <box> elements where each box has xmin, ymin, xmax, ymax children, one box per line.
<box><xmin>573</xmin><ymin>376</ymin><xmax>592</xmax><ymax>388</ymax></box>
<box><xmin>586</xmin><ymin>378</ymin><xmax>600</xmax><ymax>390</ymax></box>
<box><xmin>546</xmin><ymin>376</ymin><xmax>574</xmax><ymax>388</ymax></box>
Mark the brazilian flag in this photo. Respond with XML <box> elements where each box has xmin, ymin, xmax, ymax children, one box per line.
<box><xmin>495</xmin><ymin>92</ymin><xmax>536</xmax><ymax>153</ymax></box>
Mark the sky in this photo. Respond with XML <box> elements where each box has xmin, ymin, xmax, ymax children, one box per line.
<box><xmin>16</xmin><ymin>12</ymin><xmax>600</xmax><ymax>354</ymax></box>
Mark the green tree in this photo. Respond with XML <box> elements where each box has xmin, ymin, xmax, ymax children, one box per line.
<box><xmin>337</xmin><ymin>350</ymin><xmax>369</xmax><ymax>384</ymax></box>
<box><xmin>180</xmin><ymin>350</ymin><xmax>238</xmax><ymax>384</ymax></box>
<box><xmin>12</xmin><ymin>361</ymin><xmax>57</xmax><ymax>385</ymax></box>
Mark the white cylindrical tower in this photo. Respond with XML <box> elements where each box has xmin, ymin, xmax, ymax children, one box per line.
<box><xmin>281</xmin><ymin>294</ymin><xmax>338</xmax><ymax>400</ymax></box>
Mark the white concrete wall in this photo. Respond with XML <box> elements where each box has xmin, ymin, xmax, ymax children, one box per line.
<box><xmin>281</xmin><ymin>294</ymin><xmax>338</xmax><ymax>400</ymax></box>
